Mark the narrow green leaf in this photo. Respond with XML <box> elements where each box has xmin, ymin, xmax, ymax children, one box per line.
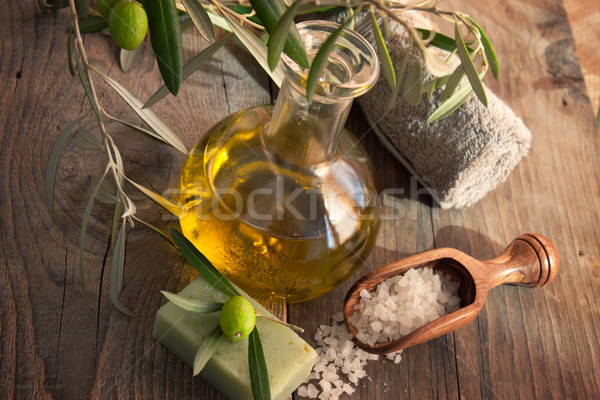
<box><xmin>387</xmin><ymin>53</ymin><xmax>409</xmax><ymax>109</ymax></box>
<box><xmin>145</xmin><ymin>0</ymin><xmax>183</xmax><ymax>95</ymax></box>
<box><xmin>170</xmin><ymin>229</ymin><xmax>240</xmax><ymax>297</ymax></box>
<box><xmin>67</xmin><ymin>31</ymin><xmax>75</xmax><ymax>76</ymax></box>
<box><xmin>110</xmin><ymin>220</ymin><xmax>132</xmax><ymax>315</ymax></box>
<box><xmin>122</xmin><ymin>175</ymin><xmax>181</xmax><ymax>216</ymax></box>
<box><xmin>80</xmin><ymin>165</ymin><xmax>110</xmax><ymax>292</ymax></box>
<box><xmin>440</xmin><ymin>65</ymin><xmax>465</xmax><ymax>101</ymax></box>
<box><xmin>144</xmin><ymin>34</ymin><xmax>232</xmax><ymax>108</ymax></box>
<box><xmin>248</xmin><ymin>327</ymin><xmax>271</xmax><ymax>400</ymax></box>
<box><xmin>109</xmin><ymin>194</ymin><xmax>122</xmax><ymax>249</ymax></box>
<box><xmin>467</xmin><ymin>17</ymin><xmax>499</xmax><ymax>79</ymax></box>
<box><xmin>91</xmin><ymin>68</ymin><xmax>187</xmax><ymax>153</ymax></box>
<box><xmin>597</xmin><ymin>106</ymin><xmax>600</xmax><ymax>130</ymax></box>
<box><xmin>47</xmin><ymin>0</ymin><xmax>69</xmax><ymax>9</ymax></box>
<box><xmin>221</xmin><ymin>12</ymin><xmax>284</xmax><ymax>87</ymax></box>
<box><xmin>68</xmin><ymin>16</ymin><xmax>107</xmax><ymax>34</ymax></box>
<box><xmin>370</xmin><ymin>10</ymin><xmax>395</xmax><ymax>89</ymax></box>
<box><xmin>380</xmin><ymin>12</ymin><xmax>390</xmax><ymax>41</ymax></box>
<box><xmin>307</xmin><ymin>18</ymin><xmax>351</xmax><ymax>102</ymax></box>
<box><xmin>74</xmin><ymin>128</ymin><xmax>102</xmax><ymax>150</ymax></box>
<box><xmin>75</xmin><ymin>47</ymin><xmax>102</xmax><ymax>121</ymax></box>
<box><xmin>181</xmin><ymin>0</ymin><xmax>215</xmax><ymax>42</ymax></box>
<box><xmin>427</xmin><ymin>84</ymin><xmax>474</xmax><ymax>123</ymax></box>
<box><xmin>249</xmin><ymin>0</ymin><xmax>309</xmax><ymax>69</ymax></box>
<box><xmin>161</xmin><ymin>291</ymin><xmax>223</xmax><ymax>313</ymax></box>
<box><xmin>75</xmin><ymin>0</ymin><xmax>89</xmax><ymax>17</ymax></box>
<box><xmin>207</xmin><ymin>11</ymin><xmax>230</xmax><ymax>33</ymax></box>
<box><xmin>37</xmin><ymin>0</ymin><xmax>48</xmax><ymax>13</ymax></box>
<box><xmin>455</xmin><ymin>22</ymin><xmax>487</xmax><ymax>107</ymax></box>
<box><xmin>403</xmin><ymin>59</ymin><xmax>423</xmax><ymax>106</ymax></box>
<box><xmin>131</xmin><ymin>215</ymin><xmax>175</xmax><ymax>246</ymax></box>
<box><xmin>94</xmin><ymin>184</ymin><xmax>117</xmax><ymax>205</ymax></box>
<box><xmin>193</xmin><ymin>326</ymin><xmax>223</xmax><ymax>376</ymax></box>
<box><xmin>120</xmin><ymin>46</ymin><xmax>143</xmax><ymax>73</ymax></box>
<box><xmin>267</xmin><ymin>0</ymin><xmax>303</xmax><ymax>71</ymax></box>
<box><xmin>229</xmin><ymin>5</ymin><xmax>263</xmax><ymax>25</ymax></box>
<box><xmin>45</xmin><ymin>110</ymin><xmax>91</xmax><ymax>220</ymax></box>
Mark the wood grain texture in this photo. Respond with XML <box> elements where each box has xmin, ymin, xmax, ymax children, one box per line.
<box><xmin>564</xmin><ymin>0</ymin><xmax>600</xmax><ymax>113</ymax></box>
<box><xmin>0</xmin><ymin>0</ymin><xmax>599</xmax><ymax>399</ymax></box>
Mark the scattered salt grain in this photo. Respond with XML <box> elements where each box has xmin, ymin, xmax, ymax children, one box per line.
<box><xmin>296</xmin><ymin>268</ymin><xmax>459</xmax><ymax>400</ymax></box>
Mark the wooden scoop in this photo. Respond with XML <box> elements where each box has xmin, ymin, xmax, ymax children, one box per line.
<box><xmin>343</xmin><ymin>233</ymin><xmax>559</xmax><ymax>354</ymax></box>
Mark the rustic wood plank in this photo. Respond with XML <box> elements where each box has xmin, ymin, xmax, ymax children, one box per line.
<box><xmin>563</xmin><ymin>0</ymin><xmax>600</xmax><ymax>113</ymax></box>
<box><xmin>1</xmin><ymin>0</ymin><xmax>599</xmax><ymax>399</ymax></box>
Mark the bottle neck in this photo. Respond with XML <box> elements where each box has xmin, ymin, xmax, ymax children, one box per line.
<box><xmin>264</xmin><ymin>77</ymin><xmax>353</xmax><ymax>168</ymax></box>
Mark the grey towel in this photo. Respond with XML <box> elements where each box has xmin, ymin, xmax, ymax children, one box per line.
<box><xmin>330</xmin><ymin>12</ymin><xmax>531</xmax><ymax>208</ymax></box>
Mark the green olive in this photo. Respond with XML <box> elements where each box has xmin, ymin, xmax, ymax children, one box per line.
<box><xmin>219</xmin><ymin>296</ymin><xmax>256</xmax><ymax>341</ymax></box>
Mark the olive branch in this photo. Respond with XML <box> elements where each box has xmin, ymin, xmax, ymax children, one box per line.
<box><xmin>43</xmin><ymin>0</ymin><xmax>499</xmax><ymax>317</ymax></box>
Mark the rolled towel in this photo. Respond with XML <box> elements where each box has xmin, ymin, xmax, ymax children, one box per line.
<box><xmin>329</xmin><ymin>12</ymin><xmax>531</xmax><ymax>208</ymax></box>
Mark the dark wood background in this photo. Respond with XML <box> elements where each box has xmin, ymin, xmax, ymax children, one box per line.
<box><xmin>1</xmin><ymin>0</ymin><xmax>599</xmax><ymax>398</ymax></box>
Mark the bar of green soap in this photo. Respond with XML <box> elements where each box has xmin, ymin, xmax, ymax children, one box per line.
<box><xmin>152</xmin><ymin>277</ymin><xmax>317</xmax><ymax>400</ymax></box>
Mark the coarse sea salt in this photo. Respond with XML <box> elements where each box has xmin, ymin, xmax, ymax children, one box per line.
<box><xmin>296</xmin><ymin>268</ymin><xmax>460</xmax><ymax>400</ymax></box>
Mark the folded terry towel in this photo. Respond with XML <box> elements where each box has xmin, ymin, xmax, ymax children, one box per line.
<box><xmin>330</xmin><ymin>12</ymin><xmax>531</xmax><ymax>208</ymax></box>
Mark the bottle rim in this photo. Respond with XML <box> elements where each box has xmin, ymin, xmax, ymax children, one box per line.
<box><xmin>281</xmin><ymin>20</ymin><xmax>380</xmax><ymax>102</ymax></box>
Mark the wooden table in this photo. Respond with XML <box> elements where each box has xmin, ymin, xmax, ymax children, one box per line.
<box><xmin>2</xmin><ymin>0</ymin><xmax>599</xmax><ymax>398</ymax></box>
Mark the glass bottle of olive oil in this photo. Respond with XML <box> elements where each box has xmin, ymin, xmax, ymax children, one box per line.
<box><xmin>179</xmin><ymin>21</ymin><xmax>381</xmax><ymax>302</ymax></box>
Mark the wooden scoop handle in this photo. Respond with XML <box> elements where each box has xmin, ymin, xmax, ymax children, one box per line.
<box><xmin>485</xmin><ymin>233</ymin><xmax>559</xmax><ymax>288</ymax></box>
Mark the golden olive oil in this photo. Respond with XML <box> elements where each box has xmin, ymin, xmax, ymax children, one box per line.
<box><xmin>178</xmin><ymin>106</ymin><xmax>380</xmax><ymax>303</ymax></box>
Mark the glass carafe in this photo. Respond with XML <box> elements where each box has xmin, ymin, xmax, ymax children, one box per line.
<box><xmin>178</xmin><ymin>21</ymin><xmax>381</xmax><ymax>302</ymax></box>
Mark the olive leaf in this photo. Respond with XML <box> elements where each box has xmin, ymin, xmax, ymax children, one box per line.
<box><xmin>144</xmin><ymin>34</ymin><xmax>233</xmax><ymax>108</ymax></box>
<box><xmin>145</xmin><ymin>0</ymin><xmax>183</xmax><ymax>95</ymax></box>
<box><xmin>79</xmin><ymin>164</ymin><xmax>110</xmax><ymax>292</ymax></box>
<box><xmin>91</xmin><ymin>67</ymin><xmax>188</xmax><ymax>154</ymax></box>
<box><xmin>370</xmin><ymin>10</ymin><xmax>395</xmax><ymax>89</ymax></box>
<box><xmin>249</xmin><ymin>0</ymin><xmax>309</xmax><ymax>69</ymax></box>
<box><xmin>109</xmin><ymin>195</ymin><xmax>123</xmax><ymax>250</ymax></box>
<box><xmin>122</xmin><ymin>175</ymin><xmax>181</xmax><ymax>216</ymax></box>
<box><xmin>170</xmin><ymin>229</ymin><xmax>240</xmax><ymax>298</ymax></box>
<box><xmin>267</xmin><ymin>0</ymin><xmax>303</xmax><ymax>71</ymax></box>
<box><xmin>193</xmin><ymin>326</ymin><xmax>224</xmax><ymax>376</ymax></box>
<box><xmin>221</xmin><ymin>11</ymin><xmax>284</xmax><ymax>87</ymax></box>
<box><xmin>417</xmin><ymin>29</ymin><xmax>473</xmax><ymax>54</ymax></box>
<box><xmin>110</xmin><ymin>220</ymin><xmax>132</xmax><ymax>316</ymax></box>
<box><xmin>37</xmin><ymin>0</ymin><xmax>47</xmax><ymax>13</ymax></box>
<box><xmin>380</xmin><ymin>11</ymin><xmax>390</xmax><ymax>40</ymax></box>
<box><xmin>467</xmin><ymin>17</ymin><xmax>499</xmax><ymax>79</ymax></box>
<box><xmin>427</xmin><ymin>84</ymin><xmax>473</xmax><ymax>123</ymax></box>
<box><xmin>120</xmin><ymin>46</ymin><xmax>143</xmax><ymax>73</ymax></box>
<box><xmin>248</xmin><ymin>327</ymin><xmax>271</xmax><ymax>400</ymax></box>
<box><xmin>130</xmin><ymin>215</ymin><xmax>175</xmax><ymax>246</ymax></box>
<box><xmin>403</xmin><ymin>58</ymin><xmax>423</xmax><ymax>106</ymax></box>
<box><xmin>74</xmin><ymin>128</ymin><xmax>103</xmax><ymax>150</ymax></box>
<box><xmin>67</xmin><ymin>31</ymin><xmax>75</xmax><ymax>76</ymax></box>
<box><xmin>307</xmin><ymin>18</ymin><xmax>352</xmax><ymax>102</ymax></box>
<box><xmin>181</xmin><ymin>0</ymin><xmax>215</xmax><ymax>42</ymax></box>
<box><xmin>455</xmin><ymin>21</ymin><xmax>487</xmax><ymax>107</ymax></box>
<box><xmin>440</xmin><ymin>65</ymin><xmax>465</xmax><ymax>101</ymax></box>
<box><xmin>75</xmin><ymin>46</ymin><xmax>102</xmax><ymax>121</ymax></box>
<box><xmin>75</xmin><ymin>0</ymin><xmax>89</xmax><ymax>17</ymax></box>
<box><xmin>68</xmin><ymin>16</ymin><xmax>107</xmax><ymax>34</ymax></box>
<box><xmin>161</xmin><ymin>291</ymin><xmax>224</xmax><ymax>313</ymax></box>
<box><xmin>45</xmin><ymin>110</ymin><xmax>91</xmax><ymax>221</ymax></box>
<box><xmin>387</xmin><ymin>53</ymin><xmax>409</xmax><ymax>109</ymax></box>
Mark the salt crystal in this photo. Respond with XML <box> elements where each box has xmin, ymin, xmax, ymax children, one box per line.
<box><xmin>307</xmin><ymin>383</ymin><xmax>318</xmax><ymax>398</ymax></box>
<box><xmin>297</xmin><ymin>268</ymin><xmax>459</xmax><ymax>400</ymax></box>
<box><xmin>298</xmin><ymin>385</ymin><xmax>308</xmax><ymax>397</ymax></box>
